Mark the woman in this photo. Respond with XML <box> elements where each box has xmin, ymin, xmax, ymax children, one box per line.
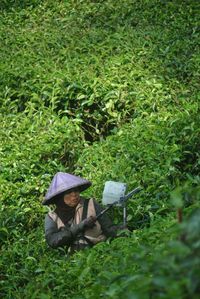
<box><xmin>42</xmin><ymin>172</ymin><xmax>118</xmax><ymax>253</ymax></box>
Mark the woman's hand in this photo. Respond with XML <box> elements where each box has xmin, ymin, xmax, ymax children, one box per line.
<box><xmin>80</xmin><ymin>216</ymin><xmax>97</xmax><ymax>230</ymax></box>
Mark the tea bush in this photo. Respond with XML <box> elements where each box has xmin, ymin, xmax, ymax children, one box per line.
<box><xmin>0</xmin><ymin>108</ymin><xmax>85</xmax><ymax>244</ymax></box>
<box><xmin>0</xmin><ymin>0</ymin><xmax>199</xmax><ymax>139</ymax></box>
<box><xmin>1</xmin><ymin>202</ymin><xmax>200</xmax><ymax>299</ymax></box>
<box><xmin>0</xmin><ymin>0</ymin><xmax>200</xmax><ymax>298</ymax></box>
<box><xmin>76</xmin><ymin>104</ymin><xmax>200</xmax><ymax>227</ymax></box>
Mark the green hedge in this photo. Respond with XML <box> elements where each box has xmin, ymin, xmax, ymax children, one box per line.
<box><xmin>1</xmin><ymin>0</ymin><xmax>199</xmax><ymax>139</ymax></box>
<box><xmin>1</xmin><ymin>0</ymin><xmax>200</xmax><ymax>298</ymax></box>
<box><xmin>0</xmin><ymin>108</ymin><xmax>85</xmax><ymax>243</ymax></box>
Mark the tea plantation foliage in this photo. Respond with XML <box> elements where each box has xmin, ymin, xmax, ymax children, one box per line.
<box><xmin>0</xmin><ymin>0</ymin><xmax>200</xmax><ymax>298</ymax></box>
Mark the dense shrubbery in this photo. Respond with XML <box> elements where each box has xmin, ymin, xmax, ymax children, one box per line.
<box><xmin>0</xmin><ymin>0</ymin><xmax>200</xmax><ymax>298</ymax></box>
<box><xmin>0</xmin><ymin>108</ymin><xmax>85</xmax><ymax>246</ymax></box>
<box><xmin>1</xmin><ymin>0</ymin><xmax>199</xmax><ymax>139</ymax></box>
<box><xmin>77</xmin><ymin>104</ymin><xmax>200</xmax><ymax>228</ymax></box>
<box><xmin>1</xmin><ymin>204</ymin><xmax>200</xmax><ymax>298</ymax></box>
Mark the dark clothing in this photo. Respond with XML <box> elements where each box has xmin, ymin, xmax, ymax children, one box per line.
<box><xmin>54</xmin><ymin>197</ymin><xmax>76</xmax><ymax>224</ymax></box>
<box><xmin>44</xmin><ymin>198</ymin><xmax>117</xmax><ymax>251</ymax></box>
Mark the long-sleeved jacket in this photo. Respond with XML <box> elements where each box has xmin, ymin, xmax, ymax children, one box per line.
<box><xmin>44</xmin><ymin>198</ymin><xmax>117</xmax><ymax>252</ymax></box>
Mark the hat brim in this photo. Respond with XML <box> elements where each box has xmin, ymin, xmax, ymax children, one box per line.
<box><xmin>42</xmin><ymin>182</ymin><xmax>91</xmax><ymax>205</ymax></box>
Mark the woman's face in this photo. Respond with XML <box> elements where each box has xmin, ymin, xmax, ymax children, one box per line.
<box><xmin>63</xmin><ymin>189</ymin><xmax>80</xmax><ymax>207</ymax></box>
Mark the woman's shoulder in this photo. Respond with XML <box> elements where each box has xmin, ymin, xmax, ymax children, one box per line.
<box><xmin>45</xmin><ymin>210</ymin><xmax>57</xmax><ymax>221</ymax></box>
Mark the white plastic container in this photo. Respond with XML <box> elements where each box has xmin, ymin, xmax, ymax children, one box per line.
<box><xmin>102</xmin><ymin>181</ymin><xmax>127</xmax><ymax>206</ymax></box>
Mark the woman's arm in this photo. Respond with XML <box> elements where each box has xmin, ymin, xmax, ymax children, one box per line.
<box><xmin>45</xmin><ymin>214</ymin><xmax>73</xmax><ymax>249</ymax></box>
<box><xmin>44</xmin><ymin>214</ymin><xmax>94</xmax><ymax>248</ymax></box>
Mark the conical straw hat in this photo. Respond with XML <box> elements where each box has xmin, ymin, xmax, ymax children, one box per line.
<box><xmin>42</xmin><ymin>172</ymin><xmax>91</xmax><ymax>205</ymax></box>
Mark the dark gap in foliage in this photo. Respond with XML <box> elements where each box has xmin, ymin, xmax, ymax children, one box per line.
<box><xmin>128</xmin><ymin>213</ymin><xmax>151</xmax><ymax>231</ymax></box>
<box><xmin>175</xmin><ymin>140</ymin><xmax>200</xmax><ymax>177</ymax></box>
<box><xmin>7</xmin><ymin>92</ymin><xmax>134</xmax><ymax>143</ymax></box>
